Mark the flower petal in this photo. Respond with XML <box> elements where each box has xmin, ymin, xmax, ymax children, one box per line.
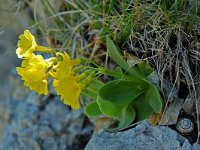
<box><xmin>53</xmin><ymin>78</ymin><xmax>82</xmax><ymax>109</ymax></box>
<box><xmin>16</xmin><ymin>30</ymin><xmax>37</xmax><ymax>58</ymax></box>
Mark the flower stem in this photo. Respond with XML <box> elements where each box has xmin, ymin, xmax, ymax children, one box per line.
<box><xmin>36</xmin><ymin>45</ymin><xmax>56</xmax><ymax>53</ymax></box>
<box><xmin>103</xmin><ymin>69</ymin><xmax>141</xmax><ymax>82</ymax></box>
<box><xmin>79</xmin><ymin>58</ymin><xmax>147</xmax><ymax>83</ymax></box>
<box><xmin>105</xmin><ymin>69</ymin><xmax>152</xmax><ymax>88</ymax></box>
<box><xmin>79</xmin><ymin>58</ymin><xmax>101</xmax><ymax>68</ymax></box>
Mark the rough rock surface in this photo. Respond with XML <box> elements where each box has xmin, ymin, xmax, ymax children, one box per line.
<box><xmin>0</xmin><ymin>72</ymin><xmax>94</xmax><ymax>150</ymax></box>
<box><xmin>183</xmin><ymin>94</ymin><xmax>194</xmax><ymax>115</ymax></box>
<box><xmin>85</xmin><ymin>121</ymin><xmax>200</xmax><ymax>150</ymax></box>
<box><xmin>159</xmin><ymin>98</ymin><xmax>184</xmax><ymax>125</ymax></box>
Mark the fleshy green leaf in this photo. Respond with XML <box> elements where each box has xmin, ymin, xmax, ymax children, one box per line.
<box><xmin>106</xmin><ymin>37</ymin><xmax>153</xmax><ymax>79</ymax></box>
<box><xmin>132</xmin><ymin>93</ymin><xmax>154</xmax><ymax>121</ymax></box>
<box><xmin>106</xmin><ymin>37</ymin><xmax>142</xmax><ymax>78</ymax></box>
<box><xmin>88</xmin><ymin>79</ymin><xmax>104</xmax><ymax>89</ymax></box>
<box><xmin>108</xmin><ymin>105</ymin><xmax>136</xmax><ymax>132</ymax></box>
<box><xmin>137</xmin><ymin>62</ymin><xmax>153</xmax><ymax>78</ymax></box>
<box><xmin>106</xmin><ymin>37</ymin><xmax>130</xmax><ymax>71</ymax></box>
<box><xmin>128</xmin><ymin>62</ymin><xmax>153</xmax><ymax>79</ymax></box>
<box><xmin>147</xmin><ymin>85</ymin><xmax>163</xmax><ymax>113</ymax></box>
<box><xmin>85</xmin><ymin>102</ymin><xmax>102</xmax><ymax>117</ymax></box>
<box><xmin>114</xmin><ymin>66</ymin><xmax>123</xmax><ymax>74</ymax></box>
<box><xmin>131</xmin><ymin>85</ymin><xmax>163</xmax><ymax>121</ymax></box>
<box><xmin>82</xmin><ymin>79</ymin><xmax>104</xmax><ymax>99</ymax></box>
<box><xmin>82</xmin><ymin>88</ymin><xmax>98</xmax><ymax>99</ymax></box>
<box><xmin>99</xmin><ymin>80</ymin><xmax>146</xmax><ymax>105</ymax></box>
<box><xmin>97</xmin><ymin>96</ymin><xmax>124</xmax><ymax>118</ymax></box>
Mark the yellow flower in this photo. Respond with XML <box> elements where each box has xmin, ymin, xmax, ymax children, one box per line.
<box><xmin>53</xmin><ymin>76</ymin><xmax>84</xmax><ymax>109</ymax></box>
<box><xmin>52</xmin><ymin>52</ymin><xmax>84</xmax><ymax>109</ymax></box>
<box><xmin>52</xmin><ymin>52</ymin><xmax>80</xmax><ymax>79</ymax></box>
<box><xmin>16</xmin><ymin>30</ymin><xmax>55</xmax><ymax>58</ymax></box>
<box><xmin>16</xmin><ymin>30</ymin><xmax>37</xmax><ymax>58</ymax></box>
<box><xmin>16</xmin><ymin>54</ymin><xmax>49</xmax><ymax>95</ymax></box>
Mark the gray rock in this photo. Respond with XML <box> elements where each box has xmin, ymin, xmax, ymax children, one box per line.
<box><xmin>162</xmin><ymin>79</ymin><xmax>178</xmax><ymax>102</ymax></box>
<box><xmin>0</xmin><ymin>70</ymin><xmax>94</xmax><ymax>149</ymax></box>
<box><xmin>0</xmin><ymin>90</ymin><xmax>94</xmax><ymax>150</ymax></box>
<box><xmin>148</xmin><ymin>72</ymin><xmax>178</xmax><ymax>102</ymax></box>
<box><xmin>10</xmin><ymin>76</ymin><xmax>30</xmax><ymax>101</ymax></box>
<box><xmin>16</xmin><ymin>128</ymin><xmax>33</xmax><ymax>138</ymax></box>
<box><xmin>192</xmin><ymin>143</ymin><xmax>200</xmax><ymax>150</ymax></box>
<box><xmin>38</xmin><ymin>126</ymin><xmax>54</xmax><ymax>139</ymax></box>
<box><xmin>26</xmin><ymin>92</ymin><xmax>50</xmax><ymax>107</ymax></box>
<box><xmin>85</xmin><ymin>121</ymin><xmax>195</xmax><ymax>150</ymax></box>
<box><xmin>159</xmin><ymin>98</ymin><xmax>184</xmax><ymax>125</ymax></box>
<box><xmin>197</xmin><ymin>88</ymin><xmax>200</xmax><ymax>115</ymax></box>
<box><xmin>148</xmin><ymin>71</ymin><xmax>160</xmax><ymax>88</ymax></box>
<box><xmin>0</xmin><ymin>85</ymin><xmax>10</xmax><ymax>100</ymax></box>
<box><xmin>183</xmin><ymin>94</ymin><xmax>194</xmax><ymax>114</ymax></box>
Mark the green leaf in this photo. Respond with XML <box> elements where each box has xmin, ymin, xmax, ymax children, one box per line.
<box><xmin>106</xmin><ymin>36</ymin><xmax>130</xmax><ymax>71</ymax></box>
<box><xmin>147</xmin><ymin>85</ymin><xmax>163</xmax><ymax>113</ymax></box>
<box><xmin>113</xmin><ymin>66</ymin><xmax>123</xmax><ymax>74</ymax></box>
<box><xmin>106</xmin><ymin>37</ymin><xmax>153</xmax><ymax>79</ymax></box>
<box><xmin>88</xmin><ymin>79</ymin><xmax>104</xmax><ymax>89</ymax></box>
<box><xmin>97</xmin><ymin>96</ymin><xmax>124</xmax><ymax>118</ymax></box>
<box><xmin>106</xmin><ymin>37</ymin><xmax>141</xmax><ymax>78</ymax></box>
<box><xmin>82</xmin><ymin>79</ymin><xmax>104</xmax><ymax>99</ymax></box>
<box><xmin>131</xmin><ymin>85</ymin><xmax>163</xmax><ymax>121</ymax></box>
<box><xmin>137</xmin><ymin>62</ymin><xmax>153</xmax><ymax>78</ymax></box>
<box><xmin>132</xmin><ymin>93</ymin><xmax>154</xmax><ymax>121</ymax></box>
<box><xmin>82</xmin><ymin>88</ymin><xmax>98</xmax><ymax>99</ymax></box>
<box><xmin>85</xmin><ymin>102</ymin><xmax>102</xmax><ymax>117</ymax></box>
<box><xmin>99</xmin><ymin>80</ymin><xmax>146</xmax><ymax>105</ymax></box>
<box><xmin>108</xmin><ymin>106</ymin><xmax>136</xmax><ymax>132</ymax></box>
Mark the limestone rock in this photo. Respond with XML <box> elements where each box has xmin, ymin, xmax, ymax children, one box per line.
<box><xmin>148</xmin><ymin>72</ymin><xmax>178</xmax><ymax>102</ymax></box>
<box><xmin>85</xmin><ymin>121</ymin><xmax>198</xmax><ymax>150</ymax></box>
<box><xmin>0</xmin><ymin>89</ymin><xmax>94</xmax><ymax>150</ymax></box>
<box><xmin>159</xmin><ymin>98</ymin><xmax>184</xmax><ymax>125</ymax></box>
<box><xmin>183</xmin><ymin>94</ymin><xmax>194</xmax><ymax>115</ymax></box>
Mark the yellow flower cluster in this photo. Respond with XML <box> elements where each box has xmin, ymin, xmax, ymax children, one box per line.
<box><xmin>17</xmin><ymin>54</ymin><xmax>49</xmax><ymax>95</ymax></box>
<box><xmin>16</xmin><ymin>30</ymin><xmax>85</xmax><ymax>109</ymax></box>
<box><xmin>51</xmin><ymin>53</ymin><xmax>84</xmax><ymax>109</ymax></box>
